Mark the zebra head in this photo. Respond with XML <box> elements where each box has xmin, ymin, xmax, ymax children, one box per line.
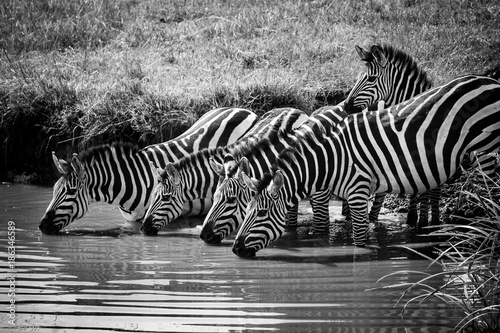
<box><xmin>344</xmin><ymin>44</ymin><xmax>389</xmax><ymax>113</ymax></box>
<box><xmin>39</xmin><ymin>152</ymin><xmax>89</xmax><ymax>234</ymax></box>
<box><xmin>232</xmin><ymin>170</ymin><xmax>287</xmax><ymax>257</ymax></box>
<box><xmin>141</xmin><ymin>162</ymin><xmax>184</xmax><ymax>235</ymax></box>
<box><xmin>200</xmin><ymin>154</ymin><xmax>253</xmax><ymax>244</ymax></box>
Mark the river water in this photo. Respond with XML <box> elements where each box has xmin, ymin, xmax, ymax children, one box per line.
<box><xmin>0</xmin><ymin>183</ymin><xmax>459</xmax><ymax>332</ymax></box>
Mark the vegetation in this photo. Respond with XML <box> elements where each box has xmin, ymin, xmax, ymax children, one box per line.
<box><xmin>1</xmin><ymin>0</ymin><xmax>500</xmax><ymax>183</ymax></box>
<box><xmin>371</xmin><ymin>167</ymin><xmax>500</xmax><ymax>333</ymax></box>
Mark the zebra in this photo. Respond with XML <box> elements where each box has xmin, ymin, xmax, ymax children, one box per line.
<box><xmin>343</xmin><ymin>42</ymin><xmax>439</xmax><ymax>229</ymax></box>
<box><xmin>38</xmin><ymin>107</ymin><xmax>258</xmax><ymax>235</ymax></box>
<box><xmin>141</xmin><ymin>108</ymin><xmax>333</xmax><ymax>236</ymax></box>
<box><xmin>232</xmin><ymin>75</ymin><xmax>500</xmax><ymax>257</ymax></box>
<box><xmin>345</xmin><ymin>43</ymin><xmax>500</xmax><ymax>229</ymax></box>
<box><xmin>199</xmin><ymin>105</ymin><xmax>346</xmax><ymax>244</ymax></box>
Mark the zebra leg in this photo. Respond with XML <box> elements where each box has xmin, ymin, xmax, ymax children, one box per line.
<box><xmin>416</xmin><ymin>192</ymin><xmax>429</xmax><ymax>233</ymax></box>
<box><xmin>341</xmin><ymin>200</ymin><xmax>351</xmax><ymax>222</ymax></box>
<box><xmin>285</xmin><ymin>205</ymin><xmax>299</xmax><ymax>230</ymax></box>
<box><xmin>368</xmin><ymin>193</ymin><xmax>386</xmax><ymax>223</ymax></box>
<box><xmin>407</xmin><ymin>195</ymin><xmax>419</xmax><ymax>229</ymax></box>
<box><xmin>309</xmin><ymin>189</ymin><xmax>331</xmax><ymax>234</ymax></box>
<box><xmin>429</xmin><ymin>187</ymin><xmax>441</xmax><ymax>226</ymax></box>
<box><xmin>348</xmin><ymin>194</ymin><xmax>370</xmax><ymax>247</ymax></box>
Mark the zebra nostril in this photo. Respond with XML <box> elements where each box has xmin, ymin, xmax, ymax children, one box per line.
<box><xmin>39</xmin><ymin>211</ymin><xmax>61</xmax><ymax>234</ymax></box>
<box><xmin>232</xmin><ymin>236</ymin><xmax>256</xmax><ymax>257</ymax></box>
<box><xmin>200</xmin><ymin>228</ymin><xmax>222</xmax><ymax>244</ymax></box>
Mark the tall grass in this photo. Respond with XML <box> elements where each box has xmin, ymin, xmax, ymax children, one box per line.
<box><xmin>1</xmin><ymin>0</ymin><xmax>500</xmax><ymax>182</ymax></box>
<box><xmin>371</xmin><ymin>168</ymin><xmax>500</xmax><ymax>332</ymax></box>
<box><xmin>0</xmin><ymin>0</ymin><xmax>136</xmax><ymax>52</ymax></box>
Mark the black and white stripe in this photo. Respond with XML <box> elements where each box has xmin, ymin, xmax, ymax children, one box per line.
<box><xmin>199</xmin><ymin>107</ymin><xmax>345</xmax><ymax>244</ymax></box>
<box><xmin>141</xmin><ymin>108</ymin><xmax>318</xmax><ymax>236</ymax></box>
<box><xmin>39</xmin><ymin>107</ymin><xmax>258</xmax><ymax>234</ymax></box>
<box><xmin>233</xmin><ymin>75</ymin><xmax>500</xmax><ymax>256</ymax></box>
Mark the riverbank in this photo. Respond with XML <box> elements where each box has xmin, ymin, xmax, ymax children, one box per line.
<box><xmin>1</xmin><ymin>0</ymin><xmax>499</xmax><ymax>184</ymax></box>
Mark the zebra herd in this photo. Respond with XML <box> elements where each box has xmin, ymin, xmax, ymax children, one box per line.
<box><xmin>39</xmin><ymin>43</ymin><xmax>500</xmax><ymax>257</ymax></box>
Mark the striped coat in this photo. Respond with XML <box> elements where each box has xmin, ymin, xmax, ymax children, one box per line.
<box><xmin>233</xmin><ymin>75</ymin><xmax>500</xmax><ymax>256</ymax></box>
<box><xmin>140</xmin><ymin>108</ymin><xmax>312</xmax><ymax>235</ymax></box>
<box><xmin>39</xmin><ymin>108</ymin><xmax>258</xmax><ymax>234</ymax></box>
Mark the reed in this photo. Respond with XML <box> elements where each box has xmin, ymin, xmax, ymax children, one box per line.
<box><xmin>370</xmin><ymin>166</ymin><xmax>500</xmax><ymax>332</ymax></box>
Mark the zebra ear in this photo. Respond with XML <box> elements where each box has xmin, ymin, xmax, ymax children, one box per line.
<box><xmin>223</xmin><ymin>154</ymin><xmax>237</xmax><ymax>177</ymax></box>
<box><xmin>165</xmin><ymin>163</ymin><xmax>181</xmax><ymax>185</ymax></box>
<box><xmin>371</xmin><ymin>44</ymin><xmax>387</xmax><ymax>67</ymax></box>
<box><xmin>150</xmin><ymin>161</ymin><xmax>167</xmax><ymax>180</ymax></box>
<box><xmin>70</xmin><ymin>154</ymin><xmax>85</xmax><ymax>179</ymax></box>
<box><xmin>52</xmin><ymin>152</ymin><xmax>69</xmax><ymax>175</ymax></box>
<box><xmin>355</xmin><ymin>45</ymin><xmax>372</xmax><ymax>62</ymax></box>
<box><xmin>241</xmin><ymin>172</ymin><xmax>260</xmax><ymax>192</ymax></box>
<box><xmin>209</xmin><ymin>158</ymin><xmax>225</xmax><ymax>177</ymax></box>
<box><xmin>238</xmin><ymin>157</ymin><xmax>250</xmax><ymax>175</ymax></box>
<box><xmin>269</xmin><ymin>170</ymin><xmax>284</xmax><ymax>196</ymax></box>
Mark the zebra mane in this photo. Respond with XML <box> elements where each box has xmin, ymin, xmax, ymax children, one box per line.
<box><xmin>171</xmin><ymin>111</ymin><xmax>295</xmax><ymax>173</ymax></box>
<box><xmin>78</xmin><ymin>142</ymin><xmax>139</xmax><ymax>166</ymax></box>
<box><xmin>251</xmin><ymin>171</ymin><xmax>275</xmax><ymax>193</ymax></box>
<box><xmin>254</xmin><ymin>121</ymin><xmax>331</xmax><ymax>193</ymax></box>
<box><xmin>173</xmin><ymin>146</ymin><xmax>226</xmax><ymax>172</ymax></box>
<box><xmin>378</xmin><ymin>43</ymin><xmax>432</xmax><ymax>87</ymax></box>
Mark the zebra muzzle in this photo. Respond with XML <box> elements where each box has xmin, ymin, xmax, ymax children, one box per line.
<box><xmin>140</xmin><ymin>216</ymin><xmax>159</xmax><ymax>235</ymax></box>
<box><xmin>39</xmin><ymin>211</ymin><xmax>63</xmax><ymax>235</ymax></box>
<box><xmin>199</xmin><ymin>226</ymin><xmax>223</xmax><ymax>244</ymax></box>
<box><xmin>232</xmin><ymin>236</ymin><xmax>256</xmax><ymax>258</ymax></box>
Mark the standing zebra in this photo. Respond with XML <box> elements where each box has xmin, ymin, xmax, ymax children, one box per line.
<box><xmin>199</xmin><ymin>105</ymin><xmax>346</xmax><ymax>244</ymax></box>
<box><xmin>141</xmin><ymin>108</ymin><xmax>334</xmax><ymax>236</ymax></box>
<box><xmin>39</xmin><ymin>107</ymin><xmax>258</xmax><ymax>234</ymax></box>
<box><xmin>344</xmin><ymin>42</ymin><xmax>439</xmax><ymax>228</ymax></box>
<box><xmin>233</xmin><ymin>75</ymin><xmax>500</xmax><ymax>257</ymax></box>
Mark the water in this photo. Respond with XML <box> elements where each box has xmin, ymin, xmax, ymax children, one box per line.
<box><xmin>0</xmin><ymin>183</ymin><xmax>459</xmax><ymax>332</ymax></box>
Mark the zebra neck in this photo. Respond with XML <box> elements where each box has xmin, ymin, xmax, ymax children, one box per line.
<box><xmin>176</xmin><ymin>148</ymin><xmax>229</xmax><ymax>201</ymax></box>
<box><xmin>236</xmin><ymin>132</ymin><xmax>297</xmax><ymax>179</ymax></box>
<box><xmin>385</xmin><ymin>69</ymin><xmax>432</xmax><ymax>106</ymax></box>
<box><xmin>142</xmin><ymin>140</ymin><xmax>194</xmax><ymax>167</ymax></box>
<box><xmin>279</xmin><ymin>133</ymin><xmax>349</xmax><ymax>206</ymax></box>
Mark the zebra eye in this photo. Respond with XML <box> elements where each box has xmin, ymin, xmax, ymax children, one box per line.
<box><xmin>257</xmin><ymin>209</ymin><xmax>267</xmax><ymax>217</ymax></box>
<box><xmin>66</xmin><ymin>188</ymin><xmax>77</xmax><ymax>196</ymax></box>
<box><xmin>367</xmin><ymin>75</ymin><xmax>377</xmax><ymax>83</ymax></box>
<box><xmin>227</xmin><ymin>196</ymin><xmax>236</xmax><ymax>203</ymax></box>
<box><xmin>162</xmin><ymin>194</ymin><xmax>171</xmax><ymax>202</ymax></box>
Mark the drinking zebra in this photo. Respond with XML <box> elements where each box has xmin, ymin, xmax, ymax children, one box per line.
<box><xmin>39</xmin><ymin>107</ymin><xmax>258</xmax><ymax>234</ymax></box>
<box><xmin>344</xmin><ymin>42</ymin><xmax>439</xmax><ymax>228</ymax></box>
<box><xmin>233</xmin><ymin>75</ymin><xmax>500</xmax><ymax>257</ymax></box>
<box><xmin>141</xmin><ymin>108</ymin><xmax>332</xmax><ymax>236</ymax></box>
<box><xmin>198</xmin><ymin>106</ymin><xmax>347</xmax><ymax>244</ymax></box>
